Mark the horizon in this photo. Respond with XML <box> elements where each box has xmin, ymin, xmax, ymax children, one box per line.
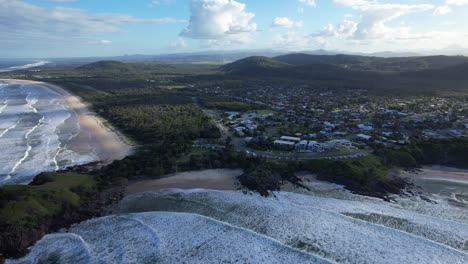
<box><xmin>2</xmin><ymin>0</ymin><xmax>468</xmax><ymax>58</ymax></box>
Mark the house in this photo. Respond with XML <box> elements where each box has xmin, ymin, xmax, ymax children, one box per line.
<box><xmin>243</xmin><ymin>137</ymin><xmax>254</xmax><ymax>144</ymax></box>
<box><xmin>234</xmin><ymin>126</ymin><xmax>246</xmax><ymax>132</ymax></box>
<box><xmin>329</xmin><ymin>139</ymin><xmax>354</xmax><ymax>149</ymax></box>
<box><xmin>280</xmin><ymin>136</ymin><xmax>301</xmax><ymax>143</ymax></box>
<box><xmin>357</xmin><ymin>134</ymin><xmax>372</xmax><ymax>140</ymax></box>
<box><xmin>358</xmin><ymin>123</ymin><xmax>374</xmax><ymax>131</ymax></box>
<box><xmin>307</xmin><ymin>141</ymin><xmax>324</xmax><ymax>152</ymax></box>
<box><xmin>274</xmin><ymin>140</ymin><xmax>295</xmax><ymax>150</ymax></box>
<box><xmin>295</xmin><ymin>140</ymin><xmax>309</xmax><ymax>151</ymax></box>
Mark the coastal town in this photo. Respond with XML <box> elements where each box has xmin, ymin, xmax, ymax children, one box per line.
<box><xmin>197</xmin><ymin>84</ymin><xmax>468</xmax><ymax>159</ymax></box>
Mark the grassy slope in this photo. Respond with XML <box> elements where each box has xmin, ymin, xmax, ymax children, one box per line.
<box><xmin>0</xmin><ymin>173</ymin><xmax>97</xmax><ymax>257</ymax></box>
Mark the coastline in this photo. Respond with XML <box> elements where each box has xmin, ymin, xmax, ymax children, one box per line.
<box><xmin>126</xmin><ymin>169</ymin><xmax>243</xmax><ymax>195</ymax></box>
<box><xmin>0</xmin><ymin>79</ymin><xmax>134</xmax><ymax>165</ymax></box>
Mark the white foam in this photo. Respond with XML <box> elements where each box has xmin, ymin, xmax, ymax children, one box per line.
<box><xmin>8</xmin><ymin>212</ymin><xmax>328</xmax><ymax>264</ymax></box>
<box><xmin>0</xmin><ymin>81</ymin><xmax>100</xmax><ymax>185</ymax></box>
<box><xmin>0</xmin><ymin>61</ymin><xmax>50</xmax><ymax>73</ymax></box>
<box><xmin>115</xmin><ymin>189</ymin><xmax>468</xmax><ymax>264</ymax></box>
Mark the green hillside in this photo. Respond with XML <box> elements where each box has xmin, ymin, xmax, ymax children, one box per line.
<box><xmin>274</xmin><ymin>53</ymin><xmax>468</xmax><ymax>72</ymax></box>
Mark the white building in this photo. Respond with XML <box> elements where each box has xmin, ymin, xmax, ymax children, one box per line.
<box><xmin>274</xmin><ymin>140</ymin><xmax>296</xmax><ymax>150</ymax></box>
<box><xmin>280</xmin><ymin>136</ymin><xmax>301</xmax><ymax>143</ymax></box>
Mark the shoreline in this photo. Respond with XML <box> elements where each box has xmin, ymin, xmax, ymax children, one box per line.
<box><xmin>126</xmin><ymin>169</ymin><xmax>243</xmax><ymax>195</ymax></box>
<box><xmin>0</xmin><ymin>79</ymin><xmax>134</xmax><ymax>165</ymax></box>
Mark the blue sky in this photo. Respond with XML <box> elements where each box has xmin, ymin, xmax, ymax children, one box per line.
<box><xmin>1</xmin><ymin>0</ymin><xmax>468</xmax><ymax>58</ymax></box>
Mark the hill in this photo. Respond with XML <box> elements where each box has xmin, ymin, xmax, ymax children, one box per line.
<box><xmin>221</xmin><ymin>55</ymin><xmax>468</xmax><ymax>96</ymax></box>
<box><xmin>221</xmin><ymin>56</ymin><xmax>290</xmax><ymax>75</ymax></box>
<box><xmin>274</xmin><ymin>53</ymin><xmax>468</xmax><ymax>72</ymax></box>
<box><xmin>76</xmin><ymin>61</ymin><xmax>138</xmax><ymax>74</ymax></box>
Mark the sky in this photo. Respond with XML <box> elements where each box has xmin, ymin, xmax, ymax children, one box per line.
<box><xmin>1</xmin><ymin>0</ymin><xmax>468</xmax><ymax>58</ymax></box>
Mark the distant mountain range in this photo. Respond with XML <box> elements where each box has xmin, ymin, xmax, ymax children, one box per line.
<box><xmin>3</xmin><ymin>47</ymin><xmax>467</xmax><ymax>65</ymax></box>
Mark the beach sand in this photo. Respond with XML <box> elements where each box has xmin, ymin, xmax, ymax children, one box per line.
<box><xmin>403</xmin><ymin>165</ymin><xmax>468</xmax><ymax>185</ymax></box>
<box><xmin>1</xmin><ymin>79</ymin><xmax>133</xmax><ymax>164</ymax></box>
<box><xmin>126</xmin><ymin>169</ymin><xmax>243</xmax><ymax>195</ymax></box>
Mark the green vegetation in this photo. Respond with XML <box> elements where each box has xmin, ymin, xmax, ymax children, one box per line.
<box><xmin>377</xmin><ymin>138</ymin><xmax>468</xmax><ymax>168</ymax></box>
<box><xmin>192</xmin><ymin>60</ymin><xmax>233</xmax><ymax>65</ymax></box>
<box><xmin>274</xmin><ymin>53</ymin><xmax>468</xmax><ymax>72</ymax></box>
<box><xmin>203</xmin><ymin>101</ymin><xmax>265</xmax><ymax>111</ymax></box>
<box><xmin>221</xmin><ymin>56</ymin><xmax>468</xmax><ymax>96</ymax></box>
<box><xmin>0</xmin><ymin>173</ymin><xmax>98</xmax><ymax>257</ymax></box>
<box><xmin>221</xmin><ymin>56</ymin><xmax>291</xmax><ymax>75</ymax></box>
<box><xmin>0</xmin><ymin>173</ymin><xmax>96</xmax><ymax>226</ymax></box>
<box><xmin>239</xmin><ymin>155</ymin><xmax>402</xmax><ymax>198</ymax></box>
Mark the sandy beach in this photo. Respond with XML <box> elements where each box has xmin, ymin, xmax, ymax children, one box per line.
<box><xmin>1</xmin><ymin>79</ymin><xmax>133</xmax><ymax>164</ymax></box>
<box><xmin>402</xmin><ymin>165</ymin><xmax>468</xmax><ymax>185</ymax></box>
<box><xmin>126</xmin><ymin>169</ymin><xmax>243</xmax><ymax>195</ymax></box>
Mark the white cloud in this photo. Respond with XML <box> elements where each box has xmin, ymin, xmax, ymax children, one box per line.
<box><xmin>298</xmin><ymin>0</ymin><xmax>316</xmax><ymax>7</ymax></box>
<box><xmin>320</xmin><ymin>3</ymin><xmax>434</xmax><ymax>42</ymax></box>
<box><xmin>171</xmin><ymin>38</ymin><xmax>188</xmax><ymax>49</ymax></box>
<box><xmin>272</xmin><ymin>32</ymin><xmax>327</xmax><ymax>50</ymax></box>
<box><xmin>271</xmin><ymin>17</ymin><xmax>303</xmax><ymax>28</ymax></box>
<box><xmin>180</xmin><ymin>0</ymin><xmax>256</xmax><ymax>42</ymax></box>
<box><xmin>41</xmin><ymin>0</ymin><xmax>79</xmax><ymax>2</ymax></box>
<box><xmin>333</xmin><ymin>0</ymin><xmax>373</xmax><ymax>7</ymax></box>
<box><xmin>0</xmin><ymin>0</ymin><xmax>184</xmax><ymax>44</ymax></box>
<box><xmin>433</xmin><ymin>5</ymin><xmax>452</xmax><ymax>16</ymax></box>
<box><xmin>87</xmin><ymin>40</ymin><xmax>112</xmax><ymax>45</ymax></box>
<box><xmin>303</xmin><ymin>2</ymin><xmax>460</xmax><ymax>52</ymax></box>
<box><xmin>445</xmin><ymin>0</ymin><xmax>468</xmax><ymax>6</ymax></box>
<box><xmin>352</xmin><ymin>4</ymin><xmax>434</xmax><ymax>40</ymax></box>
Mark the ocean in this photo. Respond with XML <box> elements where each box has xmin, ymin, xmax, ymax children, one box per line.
<box><xmin>9</xmin><ymin>169</ymin><xmax>468</xmax><ymax>263</ymax></box>
<box><xmin>0</xmin><ymin>60</ymin><xmax>50</xmax><ymax>73</ymax></box>
<box><xmin>0</xmin><ymin>81</ymin><xmax>98</xmax><ymax>185</ymax></box>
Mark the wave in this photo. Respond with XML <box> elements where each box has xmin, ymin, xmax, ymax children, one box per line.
<box><xmin>0</xmin><ymin>61</ymin><xmax>50</xmax><ymax>73</ymax></box>
<box><xmin>114</xmin><ymin>189</ymin><xmax>468</xmax><ymax>264</ymax></box>
<box><xmin>0</xmin><ymin>118</ymin><xmax>22</xmax><ymax>138</ymax></box>
<box><xmin>8</xmin><ymin>212</ymin><xmax>328</xmax><ymax>264</ymax></box>
<box><xmin>7</xmin><ymin>117</ymin><xmax>44</xmax><ymax>177</ymax></box>
<box><xmin>0</xmin><ymin>81</ymin><xmax>100</xmax><ymax>185</ymax></box>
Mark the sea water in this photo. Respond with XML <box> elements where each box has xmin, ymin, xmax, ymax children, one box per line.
<box><xmin>10</xmin><ymin>177</ymin><xmax>468</xmax><ymax>264</ymax></box>
<box><xmin>0</xmin><ymin>81</ymin><xmax>98</xmax><ymax>185</ymax></box>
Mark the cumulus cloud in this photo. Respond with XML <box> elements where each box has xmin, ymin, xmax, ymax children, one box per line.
<box><xmin>352</xmin><ymin>4</ymin><xmax>433</xmax><ymax>40</ymax></box>
<box><xmin>321</xmin><ymin>2</ymin><xmax>434</xmax><ymax>42</ymax></box>
<box><xmin>271</xmin><ymin>17</ymin><xmax>303</xmax><ymax>28</ymax></box>
<box><xmin>180</xmin><ymin>0</ymin><xmax>256</xmax><ymax>42</ymax></box>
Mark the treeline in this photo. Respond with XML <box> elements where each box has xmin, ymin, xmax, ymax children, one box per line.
<box><xmin>49</xmin><ymin>77</ymin><xmax>221</xmax><ymax>186</ymax></box>
<box><xmin>376</xmin><ymin>138</ymin><xmax>468</xmax><ymax>168</ymax></box>
<box><xmin>0</xmin><ymin>173</ymin><xmax>103</xmax><ymax>258</ymax></box>
<box><xmin>200</xmin><ymin>96</ymin><xmax>265</xmax><ymax>112</ymax></box>
<box><xmin>239</xmin><ymin>138</ymin><xmax>468</xmax><ymax>197</ymax></box>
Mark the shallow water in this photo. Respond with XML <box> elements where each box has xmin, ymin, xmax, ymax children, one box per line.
<box><xmin>0</xmin><ymin>81</ymin><xmax>98</xmax><ymax>185</ymax></box>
